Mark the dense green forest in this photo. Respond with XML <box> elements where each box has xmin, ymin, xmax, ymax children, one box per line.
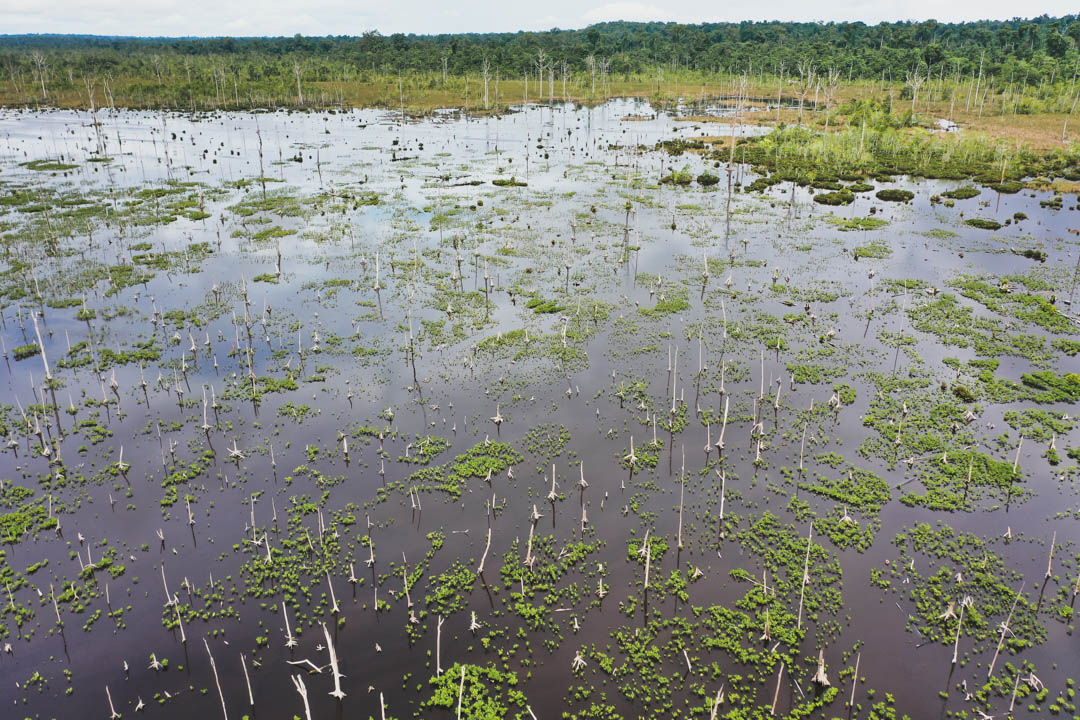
<box><xmin>1</xmin><ymin>17</ymin><xmax>1079</xmax><ymax>110</ymax></box>
<box><xmin>4</xmin><ymin>18</ymin><xmax>1080</xmax><ymax>78</ymax></box>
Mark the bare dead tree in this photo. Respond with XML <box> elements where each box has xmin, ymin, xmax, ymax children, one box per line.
<box><xmin>775</xmin><ymin>60</ymin><xmax>785</xmax><ymax>121</ymax></box>
<box><xmin>795</xmin><ymin>59</ymin><xmax>815</xmax><ymax>124</ymax></box>
<box><xmin>482</xmin><ymin>58</ymin><xmax>490</xmax><ymax>110</ymax></box>
<box><xmin>293</xmin><ymin>61</ymin><xmax>304</xmax><ymax>106</ymax></box>
<box><xmin>85</xmin><ymin>76</ymin><xmax>105</xmax><ymax>154</ymax></box>
<box><xmin>906</xmin><ymin>69</ymin><xmax>926</xmax><ymax>112</ymax></box>
<box><xmin>30</xmin><ymin>50</ymin><xmax>48</xmax><ymax>100</ymax></box>
<box><xmin>823</xmin><ymin>67</ymin><xmax>841</xmax><ymax>129</ymax></box>
<box><xmin>972</xmin><ymin>52</ymin><xmax>984</xmax><ymax>114</ymax></box>
<box><xmin>535</xmin><ymin>49</ymin><xmax>547</xmax><ymax>99</ymax></box>
<box><xmin>598</xmin><ymin>58</ymin><xmax>610</xmax><ymax>97</ymax></box>
<box><xmin>5</xmin><ymin>56</ymin><xmax>21</xmax><ymax>98</ymax></box>
<box><xmin>726</xmin><ymin>74</ymin><xmax>747</xmax><ymax>236</ymax></box>
<box><xmin>103</xmin><ymin>74</ymin><xmax>115</xmax><ymax>109</ymax></box>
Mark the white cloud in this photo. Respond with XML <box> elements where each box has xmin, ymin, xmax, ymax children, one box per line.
<box><xmin>582</xmin><ymin>2</ymin><xmax>673</xmax><ymax>24</ymax></box>
<box><xmin>1</xmin><ymin>0</ymin><xmax>1078</xmax><ymax>37</ymax></box>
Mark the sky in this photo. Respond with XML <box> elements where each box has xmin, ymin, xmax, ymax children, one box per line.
<box><xmin>1</xmin><ymin>0</ymin><xmax>1076</xmax><ymax>38</ymax></box>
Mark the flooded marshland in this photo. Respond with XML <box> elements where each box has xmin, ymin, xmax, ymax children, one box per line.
<box><xmin>1</xmin><ymin>98</ymin><xmax>1078</xmax><ymax>720</ymax></box>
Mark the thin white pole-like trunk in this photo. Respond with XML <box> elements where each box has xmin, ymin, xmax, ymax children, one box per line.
<box><xmin>1046</xmin><ymin>531</ymin><xmax>1057</xmax><ymax>578</ymax></box>
<box><xmin>323</xmin><ymin>622</ymin><xmax>346</xmax><ymax>699</ymax></box>
<box><xmin>106</xmin><ymin>685</ymin><xmax>121</xmax><ymax>719</ymax></box>
<box><xmin>457</xmin><ymin>666</ymin><xmax>466</xmax><ymax>720</ymax></box>
<box><xmin>987</xmin><ymin>583</ymin><xmax>1025</xmax><ymax>679</ymax></box>
<box><xmin>32</xmin><ymin>315</ymin><xmax>50</xmax><ymax>379</ymax></box>
<box><xmin>951</xmin><ymin>602</ymin><xmax>966</xmax><ymax>664</ymax></box>
<box><xmin>796</xmin><ymin>524</ymin><xmax>813</xmax><ymax>629</ymax></box>
<box><xmin>643</xmin><ymin>540</ymin><xmax>651</xmax><ymax>589</ymax></box>
<box><xmin>241</xmin><ymin>654</ymin><xmax>254</xmax><ymax>706</ymax></box>
<box><xmin>770</xmin><ymin>662</ymin><xmax>784</xmax><ymax>714</ymax></box>
<box><xmin>204</xmin><ymin>638</ymin><xmax>228</xmax><ymax>720</ymax></box>
<box><xmin>292</xmin><ymin>674</ymin><xmax>312</xmax><ymax>720</ymax></box>
<box><xmin>482</xmin><ymin>59</ymin><xmax>490</xmax><ymax>110</ymax></box>
<box><xmin>477</xmin><ymin>527</ymin><xmax>492</xmax><ymax>575</ymax></box>
<box><xmin>436</xmin><ymin>614</ymin><xmax>444</xmax><ymax>676</ymax></box>
<box><xmin>849</xmin><ymin>652</ymin><xmax>860</xmax><ymax>706</ymax></box>
<box><xmin>709</xmin><ymin>685</ymin><xmax>725</xmax><ymax>720</ymax></box>
<box><xmin>677</xmin><ymin>446</ymin><xmax>685</xmax><ymax>548</ymax></box>
<box><xmin>716</xmin><ymin>469</ymin><xmax>726</xmax><ymax>536</ymax></box>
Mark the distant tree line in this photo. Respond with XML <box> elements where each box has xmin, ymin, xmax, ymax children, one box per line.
<box><xmin>1</xmin><ymin>17</ymin><xmax>1078</xmax><ymax>109</ymax></box>
<box><xmin>3</xmin><ymin>18</ymin><xmax>1080</xmax><ymax>77</ymax></box>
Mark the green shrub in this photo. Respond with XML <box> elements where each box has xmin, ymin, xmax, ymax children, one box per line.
<box><xmin>813</xmin><ymin>190</ymin><xmax>855</xmax><ymax>206</ymax></box>
<box><xmin>875</xmin><ymin>189</ymin><xmax>914</xmax><ymax>202</ymax></box>
<box><xmin>963</xmin><ymin>218</ymin><xmax>1002</xmax><ymax>230</ymax></box>
<box><xmin>660</xmin><ymin>167</ymin><xmax>693</xmax><ymax>185</ymax></box>
<box><xmin>941</xmin><ymin>187</ymin><xmax>980</xmax><ymax>200</ymax></box>
<box><xmin>13</xmin><ymin>343</ymin><xmax>40</xmax><ymax>360</ymax></box>
<box><xmin>952</xmin><ymin>384</ymin><xmax>977</xmax><ymax>403</ymax></box>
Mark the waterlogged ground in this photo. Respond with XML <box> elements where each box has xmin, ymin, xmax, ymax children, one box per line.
<box><xmin>1</xmin><ymin>99</ymin><xmax>1079</xmax><ymax>720</ymax></box>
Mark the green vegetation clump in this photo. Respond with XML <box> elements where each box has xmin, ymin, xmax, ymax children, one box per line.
<box><xmin>952</xmin><ymin>276</ymin><xmax>1070</xmax><ymax>333</ymax></box>
<box><xmin>1003</xmin><ymin>408</ymin><xmax>1075</xmax><ymax>442</ymax></box>
<box><xmin>22</xmin><ymin>159</ymin><xmax>78</xmax><ymax>171</ymax></box>
<box><xmin>390</xmin><ymin>441</ymin><xmax>523</xmax><ymax>500</ymax></box>
<box><xmin>522</xmin><ymin>423</ymin><xmax>571</xmax><ymax>463</ymax></box>
<box><xmin>420</xmin><ymin>662</ymin><xmax>529</xmax><ymax>718</ymax></box>
<box><xmin>744</xmin><ymin>174</ymin><xmax>784</xmax><ymax>193</ymax></box>
<box><xmin>399</xmin><ymin>435</ymin><xmax>451</xmax><ymax>465</ymax></box>
<box><xmin>13</xmin><ymin>343</ymin><xmax>40</xmax><ymax>360</ymax></box>
<box><xmin>875</xmin><ymin>189</ymin><xmax>913</xmax><ymax>202</ymax></box>
<box><xmin>492</xmin><ymin>177</ymin><xmax>527</xmax><ymax>187</ymax></box>
<box><xmin>964</xmin><ymin>218</ymin><xmax>1002</xmax><ymax>230</ymax></box>
<box><xmin>941</xmin><ymin>187</ymin><xmax>980</xmax><ymax>199</ymax></box>
<box><xmin>525</xmin><ymin>297</ymin><xmax>565</xmax><ymax>314</ymax></box>
<box><xmin>1052</xmin><ymin>338</ymin><xmax>1080</xmax><ymax>356</ymax></box>
<box><xmin>1014</xmin><ymin>248</ymin><xmax>1047</xmax><ymax>262</ymax></box>
<box><xmin>657</xmin><ymin>138</ymin><xmax>706</xmax><ymax>155</ymax></box>
<box><xmin>659</xmin><ymin>167</ymin><xmax>693</xmax><ymax>185</ymax></box>
<box><xmin>813</xmin><ymin>189</ymin><xmax>854</xmax><ymax>205</ymax></box>
<box><xmin>696</xmin><ymin>171</ymin><xmax>719</xmax><ymax>186</ymax></box>
<box><xmin>639</xmin><ymin>289</ymin><xmax>689</xmax><ymax>318</ymax></box>
<box><xmin>1</xmin><ymin>495</ymin><xmax>58</xmax><ymax>543</ymax></box>
<box><xmin>833</xmin><ymin>382</ymin><xmax>857</xmax><ymax>404</ymax></box>
<box><xmin>800</xmin><ymin>466</ymin><xmax>890</xmax><ymax>511</ymax></box>
<box><xmin>883</xmin><ymin>523</ymin><xmax>1048</xmax><ymax>653</ymax></box>
<box><xmin>853</xmin><ymin>242</ymin><xmax>891</xmax><ymax>259</ymax></box>
<box><xmin>836</xmin><ymin>217</ymin><xmax>888</xmax><ymax>232</ymax></box>
<box><xmin>1020</xmin><ymin>371</ymin><xmax>1080</xmax><ymax>403</ymax></box>
<box><xmin>277</xmin><ymin>402</ymin><xmax>317</xmax><ymax>421</ymax></box>
<box><xmin>952</xmin><ymin>384</ymin><xmax>976</xmax><ymax>403</ymax></box>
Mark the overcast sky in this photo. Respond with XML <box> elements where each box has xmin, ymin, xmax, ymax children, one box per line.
<box><xmin>1</xmin><ymin>0</ymin><xmax>1076</xmax><ymax>37</ymax></box>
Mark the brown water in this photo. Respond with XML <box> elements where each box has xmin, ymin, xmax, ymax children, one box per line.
<box><xmin>0</xmin><ymin>99</ymin><xmax>1078</xmax><ymax>720</ymax></box>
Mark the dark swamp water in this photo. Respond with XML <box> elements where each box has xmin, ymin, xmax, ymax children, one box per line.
<box><xmin>0</xmin><ymin>98</ymin><xmax>1078</xmax><ymax>720</ymax></box>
